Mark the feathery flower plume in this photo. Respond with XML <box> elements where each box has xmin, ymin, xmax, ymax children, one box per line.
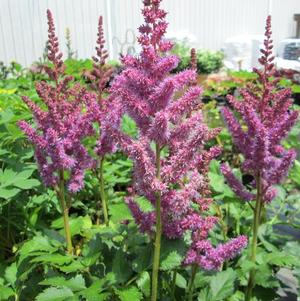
<box><xmin>19</xmin><ymin>10</ymin><xmax>96</xmax><ymax>192</ymax></box>
<box><xmin>87</xmin><ymin>15</ymin><xmax>114</xmax><ymax>100</ymax></box>
<box><xmin>220</xmin><ymin>16</ymin><xmax>298</xmax><ymax>301</ymax></box>
<box><xmin>221</xmin><ymin>16</ymin><xmax>298</xmax><ymax>204</ymax></box>
<box><xmin>86</xmin><ymin>15</ymin><xmax>122</xmax><ymax>225</ymax></box>
<box><xmin>18</xmin><ymin>10</ymin><xmax>97</xmax><ymax>253</ymax></box>
<box><xmin>108</xmin><ymin>1</ymin><xmax>247</xmax><ymax>299</ymax></box>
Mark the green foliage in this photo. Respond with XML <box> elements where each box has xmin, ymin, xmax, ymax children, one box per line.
<box><xmin>36</xmin><ymin>287</ymin><xmax>74</xmax><ymax>301</ymax></box>
<box><xmin>0</xmin><ymin>58</ymin><xmax>299</xmax><ymax>301</ymax></box>
<box><xmin>209</xmin><ymin>268</ymin><xmax>237</xmax><ymax>300</ymax></box>
<box><xmin>114</xmin><ymin>286</ymin><xmax>143</xmax><ymax>301</ymax></box>
<box><xmin>171</xmin><ymin>42</ymin><xmax>224</xmax><ymax>74</ymax></box>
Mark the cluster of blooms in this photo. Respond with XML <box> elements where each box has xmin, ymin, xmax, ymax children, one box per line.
<box><xmin>108</xmin><ymin>0</ymin><xmax>247</xmax><ymax>270</ymax></box>
<box><xmin>86</xmin><ymin>16</ymin><xmax>113</xmax><ymax>98</ymax></box>
<box><xmin>84</xmin><ymin>15</ymin><xmax>121</xmax><ymax>158</ymax></box>
<box><xmin>18</xmin><ymin>10</ymin><xmax>98</xmax><ymax>192</ymax></box>
<box><xmin>221</xmin><ymin>16</ymin><xmax>298</xmax><ymax>203</ymax></box>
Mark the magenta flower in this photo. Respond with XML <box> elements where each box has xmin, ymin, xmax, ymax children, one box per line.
<box><xmin>108</xmin><ymin>0</ymin><xmax>247</xmax><ymax>275</ymax></box>
<box><xmin>221</xmin><ymin>15</ymin><xmax>298</xmax><ymax>203</ymax></box>
<box><xmin>19</xmin><ymin>10</ymin><xmax>97</xmax><ymax>193</ymax></box>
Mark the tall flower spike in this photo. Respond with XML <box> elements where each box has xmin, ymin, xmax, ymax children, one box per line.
<box><xmin>220</xmin><ymin>16</ymin><xmax>298</xmax><ymax>301</ymax></box>
<box><xmin>44</xmin><ymin>9</ymin><xmax>65</xmax><ymax>80</ymax></box>
<box><xmin>108</xmin><ymin>1</ymin><xmax>247</xmax><ymax>300</ymax></box>
<box><xmin>19</xmin><ymin>10</ymin><xmax>96</xmax><ymax>193</ymax></box>
<box><xmin>87</xmin><ymin>16</ymin><xmax>113</xmax><ymax>99</ymax></box>
<box><xmin>19</xmin><ymin>10</ymin><xmax>99</xmax><ymax>254</ymax></box>
<box><xmin>89</xmin><ymin>14</ymin><xmax>121</xmax><ymax>158</ymax></box>
<box><xmin>221</xmin><ymin>15</ymin><xmax>298</xmax><ymax>204</ymax></box>
<box><xmin>87</xmin><ymin>15</ymin><xmax>122</xmax><ymax>226</ymax></box>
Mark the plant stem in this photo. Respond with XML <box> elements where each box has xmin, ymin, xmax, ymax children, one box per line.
<box><xmin>187</xmin><ymin>264</ymin><xmax>198</xmax><ymax>301</ymax></box>
<box><xmin>245</xmin><ymin>174</ymin><xmax>263</xmax><ymax>301</ymax></box>
<box><xmin>151</xmin><ymin>144</ymin><xmax>162</xmax><ymax>301</ymax></box>
<box><xmin>57</xmin><ymin>170</ymin><xmax>73</xmax><ymax>254</ymax></box>
<box><xmin>171</xmin><ymin>269</ymin><xmax>177</xmax><ymax>301</ymax></box>
<box><xmin>99</xmin><ymin>157</ymin><xmax>109</xmax><ymax>226</ymax></box>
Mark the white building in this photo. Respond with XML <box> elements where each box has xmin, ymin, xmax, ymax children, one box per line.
<box><xmin>0</xmin><ymin>0</ymin><xmax>300</xmax><ymax>66</ymax></box>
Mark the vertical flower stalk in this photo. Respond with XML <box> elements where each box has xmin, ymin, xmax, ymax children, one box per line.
<box><xmin>108</xmin><ymin>1</ymin><xmax>247</xmax><ymax>300</ymax></box>
<box><xmin>19</xmin><ymin>10</ymin><xmax>97</xmax><ymax>253</ymax></box>
<box><xmin>98</xmin><ymin>157</ymin><xmax>109</xmax><ymax>225</ymax></box>
<box><xmin>56</xmin><ymin>170</ymin><xmax>73</xmax><ymax>254</ymax></box>
<box><xmin>245</xmin><ymin>173</ymin><xmax>263</xmax><ymax>300</ymax></box>
<box><xmin>86</xmin><ymin>16</ymin><xmax>116</xmax><ymax>226</ymax></box>
<box><xmin>187</xmin><ymin>264</ymin><xmax>197</xmax><ymax>301</ymax></box>
<box><xmin>151</xmin><ymin>143</ymin><xmax>162</xmax><ymax>301</ymax></box>
<box><xmin>220</xmin><ymin>16</ymin><xmax>298</xmax><ymax>300</ymax></box>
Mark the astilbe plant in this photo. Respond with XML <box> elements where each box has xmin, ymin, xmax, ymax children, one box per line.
<box><xmin>18</xmin><ymin>10</ymin><xmax>98</xmax><ymax>254</ymax></box>
<box><xmin>107</xmin><ymin>1</ymin><xmax>247</xmax><ymax>300</ymax></box>
<box><xmin>85</xmin><ymin>15</ymin><xmax>116</xmax><ymax>226</ymax></box>
<box><xmin>220</xmin><ymin>16</ymin><xmax>298</xmax><ymax>300</ymax></box>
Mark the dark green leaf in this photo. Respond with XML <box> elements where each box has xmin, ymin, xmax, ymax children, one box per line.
<box><xmin>209</xmin><ymin>268</ymin><xmax>236</xmax><ymax>300</ymax></box>
<box><xmin>35</xmin><ymin>287</ymin><xmax>74</xmax><ymax>301</ymax></box>
<box><xmin>115</xmin><ymin>287</ymin><xmax>143</xmax><ymax>301</ymax></box>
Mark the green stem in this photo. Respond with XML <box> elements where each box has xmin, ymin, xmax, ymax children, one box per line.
<box><xmin>151</xmin><ymin>144</ymin><xmax>162</xmax><ymax>301</ymax></box>
<box><xmin>171</xmin><ymin>269</ymin><xmax>177</xmax><ymax>301</ymax></box>
<box><xmin>99</xmin><ymin>157</ymin><xmax>109</xmax><ymax>226</ymax></box>
<box><xmin>245</xmin><ymin>174</ymin><xmax>263</xmax><ymax>301</ymax></box>
<box><xmin>187</xmin><ymin>264</ymin><xmax>198</xmax><ymax>301</ymax></box>
<box><xmin>56</xmin><ymin>170</ymin><xmax>73</xmax><ymax>255</ymax></box>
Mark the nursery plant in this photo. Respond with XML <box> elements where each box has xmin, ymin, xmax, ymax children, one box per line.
<box><xmin>0</xmin><ymin>1</ymin><xmax>299</xmax><ymax>301</ymax></box>
<box><xmin>171</xmin><ymin>42</ymin><xmax>224</xmax><ymax>75</ymax></box>
<box><xmin>18</xmin><ymin>10</ymin><xmax>99</xmax><ymax>254</ymax></box>
<box><xmin>85</xmin><ymin>14</ymin><xmax>117</xmax><ymax>226</ymax></box>
<box><xmin>108</xmin><ymin>1</ymin><xmax>247</xmax><ymax>300</ymax></box>
<box><xmin>220</xmin><ymin>16</ymin><xmax>299</xmax><ymax>301</ymax></box>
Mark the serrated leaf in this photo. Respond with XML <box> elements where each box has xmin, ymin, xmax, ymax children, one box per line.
<box><xmin>31</xmin><ymin>254</ymin><xmax>73</xmax><ymax>266</ymax></box>
<box><xmin>210</xmin><ymin>268</ymin><xmax>236</xmax><ymax>300</ymax></box>
<box><xmin>0</xmin><ymin>285</ymin><xmax>15</xmax><ymax>300</ymax></box>
<box><xmin>56</xmin><ymin>261</ymin><xmax>85</xmax><ymax>273</ymax></box>
<box><xmin>51</xmin><ymin>216</ymin><xmax>92</xmax><ymax>237</ymax></box>
<box><xmin>228</xmin><ymin>291</ymin><xmax>245</xmax><ymax>301</ymax></box>
<box><xmin>136</xmin><ymin>271</ymin><xmax>150</xmax><ymax>297</ymax></box>
<box><xmin>208</xmin><ymin>160</ymin><xmax>235</xmax><ymax>198</ymax></box>
<box><xmin>81</xmin><ymin>234</ymin><xmax>102</xmax><ymax>267</ymax></box>
<box><xmin>289</xmin><ymin>160</ymin><xmax>300</xmax><ymax>186</ymax></box>
<box><xmin>112</xmin><ymin>250</ymin><xmax>132</xmax><ymax>284</ymax></box>
<box><xmin>78</xmin><ymin>271</ymin><xmax>116</xmax><ymax>300</ymax></box>
<box><xmin>175</xmin><ymin>272</ymin><xmax>187</xmax><ymax>289</ymax></box>
<box><xmin>14</xmin><ymin>178</ymin><xmax>40</xmax><ymax>189</ymax></box>
<box><xmin>265</xmin><ymin>252</ymin><xmax>296</xmax><ymax>266</ymax></box>
<box><xmin>193</xmin><ymin>271</ymin><xmax>211</xmax><ymax>290</ymax></box>
<box><xmin>35</xmin><ymin>287</ymin><xmax>74</xmax><ymax>301</ymax></box>
<box><xmin>160</xmin><ymin>251</ymin><xmax>183</xmax><ymax>271</ymax></box>
<box><xmin>0</xmin><ymin>187</ymin><xmax>20</xmax><ymax>199</ymax></box>
<box><xmin>198</xmin><ymin>286</ymin><xmax>211</xmax><ymax>301</ymax></box>
<box><xmin>240</xmin><ymin>260</ymin><xmax>256</xmax><ymax>274</ymax></box>
<box><xmin>257</xmin><ymin>227</ymin><xmax>279</xmax><ymax>255</ymax></box>
<box><xmin>4</xmin><ymin>263</ymin><xmax>17</xmax><ymax>287</ymax></box>
<box><xmin>254</xmin><ymin>264</ymin><xmax>278</xmax><ymax>288</ymax></box>
<box><xmin>109</xmin><ymin>203</ymin><xmax>132</xmax><ymax>223</ymax></box>
<box><xmin>132</xmin><ymin>246</ymin><xmax>151</xmax><ymax>273</ymax></box>
<box><xmin>39</xmin><ymin>275</ymin><xmax>86</xmax><ymax>292</ymax></box>
<box><xmin>19</xmin><ymin>236</ymin><xmax>58</xmax><ymax>254</ymax></box>
<box><xmin>115</xmin><ymin>287</ymin><xmax>143</xmax><ymax>301</ymax></box>
<box><xmin>135</xmin><ymin>196</ymin><xmax>153</xmax><ymax>212</ymax></box>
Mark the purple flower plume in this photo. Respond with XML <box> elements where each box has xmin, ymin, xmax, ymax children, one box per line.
<box><xmin>108</xmin><ymin>0</ymin><xmax>247</xmax><ymax>270</ymax></box>
<box><xmin>19</xmin><ymin>10</ymin><xmax>97</xmax><ymax>192</ymax></box>
<box><xmin>85</xmin><ymin>15</ymin><xmax>121</xmax><ymax>158</ymax></box>
<box><xmin>221</xmin><ymin>16</ymin><xmax>298</xmax><ymax>203</ymax></box>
